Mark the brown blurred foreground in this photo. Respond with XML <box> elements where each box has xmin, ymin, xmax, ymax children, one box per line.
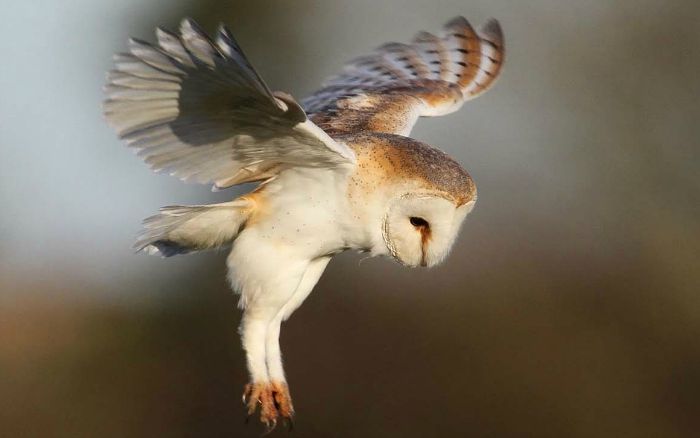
<box><xmin>2</xmin><ymin>237</ymin><xmax>698</xmax><ymax>437</ymax></box>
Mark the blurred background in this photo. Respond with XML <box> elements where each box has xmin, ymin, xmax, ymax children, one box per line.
<box><xmin>1</xmin><ymin>0</ymin><xmax>698</xmax><ymax>436</ymax></box>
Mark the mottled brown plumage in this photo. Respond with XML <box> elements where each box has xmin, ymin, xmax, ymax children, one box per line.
<box><xmin>309</xmin><ymin>80</ymin><xmax>462</xmax><ymax>136</ymax></box>
<box><xmin>303</xmin><ymin>17</ymin><xmax>504</xmax><ymax>137</ymax></box>
<box><xmin>344</xmin><ymin>132</ymin><xmax>476</xmax><ymax>206</ymax></box>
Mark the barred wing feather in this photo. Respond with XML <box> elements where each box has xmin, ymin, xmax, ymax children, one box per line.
<box><xmin>303</xmin><ymin>17</ymin><xmax>504</xmax><ymax>137</ymax></box>
<box><xmin>104</xmin><ymin>19</ymin><xmax>355</xmax><ymax>189</ymax></box>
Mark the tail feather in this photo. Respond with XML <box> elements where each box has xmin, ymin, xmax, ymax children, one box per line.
<box><xmin>135</xmin><ymin>199</ymin><xmax>252</xmax><ymax>257</ymax></box>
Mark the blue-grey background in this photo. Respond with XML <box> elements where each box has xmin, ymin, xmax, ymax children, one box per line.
<box><xmin>1</xmin><ymin>1</ymin><xmax>698</xmax><ymax>436</ymax></box>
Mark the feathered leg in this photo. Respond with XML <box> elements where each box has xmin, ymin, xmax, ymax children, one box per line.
<box><xmin>240</xmin><ymin>308</ymin><xmax>282</xmax><ymax>428</ymax></box>
<box><xmin>264</xmin><ymin>257</ymin><xmax>331</xmax><ymax>424</ymax></box>
<box><xmin>232</xmin><ymin>246</ymin><xmax>310</xmax><ymax>429</ymax></box>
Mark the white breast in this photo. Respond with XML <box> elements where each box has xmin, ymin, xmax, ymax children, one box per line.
<box><xmin>226</xmin><ymin>166</ymin><xmax>355</xmax><ymax>305</ymax></box>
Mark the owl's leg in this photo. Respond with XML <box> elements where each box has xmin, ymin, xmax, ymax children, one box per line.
<box><xmin>263</xmin><ymin>320</ymin><xmax>293</xmax><ymax>423</ymax></box>
<box><xmin>240</xmin><ymin>308</ymin><xmax>280</xmax><ymax>427</ymax></box>
<box><xmin>237</xmin><ymin>259</ymin><xmax>311</xmax><ymax>429</ymax></box>
<box><xmin>264</xmin><ymin>257</ymin><xmax>331</xmax><ymax>424</ymax></box>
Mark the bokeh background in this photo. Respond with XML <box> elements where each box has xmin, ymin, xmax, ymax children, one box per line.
<box><xmin>1</xmin><ymin>0</ymin><xmax>699</xmax><ymax>436</ymax></box>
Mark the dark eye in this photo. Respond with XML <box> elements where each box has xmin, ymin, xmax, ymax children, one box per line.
<box><xmin>409</xmin><ymin>217</ymin><xmax>429</xmax><ymax>228</ymax></box>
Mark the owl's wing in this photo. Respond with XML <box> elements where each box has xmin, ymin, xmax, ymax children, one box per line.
<box><xmin>303</xmin><ymin>17</ymin><xmax>504</xmax><ymax>136</ymax></box>
<box><xmin>104</xmin><ymin>19</ymin><xmax>355</xmax><ymax>189</ymax></box>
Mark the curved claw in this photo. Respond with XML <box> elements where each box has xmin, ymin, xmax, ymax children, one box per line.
<box><xmin>243</xmin><ymin>382</ymin><xmax>280</xmax><ymax>428</ymax></box>
<box><xmin>242</xmin><ymin>383</ymin><xmax>252</xmax><ymax>405</ymax></box>
<box><xmin>263</xmin><ymin>418</ymin><xmax>277</xmax><ymax>434</ymax></box>
<box><xmin>271</xmin><ymin>381</ymin><xmax>295</xmax><ymax>419</ymax></box>
<box><xmin>283</xmin><ymin>416</ymin><xmax>295</xmax><ymax>432</ymax></box>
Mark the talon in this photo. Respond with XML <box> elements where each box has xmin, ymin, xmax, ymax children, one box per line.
<box><xmin>271</xmin><ymin>381</ymin><xmax>295</xmax><ymax>420</ymax></box>
<box><xmin>284</xmin><ymin>416</ymin><xmax>295</xmax><ymax>432</ymax></box>
<box><xmin>261</xmin><ymin>417</ymin><xmax>277</xmax><ymax>434</ymax></box>
<box><xmin>242</xmin><ymin>382</ymin><xmax>281</xmax><ymax>428</ymax></box>
<box><xmin>242</xmin><ymin>383</ymin><xmax>252</xmax><ymax>405</ymax></box>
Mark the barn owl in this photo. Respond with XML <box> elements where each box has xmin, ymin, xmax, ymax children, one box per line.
<box><xmin>104</xmin><ymin>15</ymin><xmax>504</xmax><ymax>429</ymax></box>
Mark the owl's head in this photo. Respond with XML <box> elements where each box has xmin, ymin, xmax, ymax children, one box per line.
<box><xmin>382</xmin><ymin>193</ymin><xmax>475</xmax><ymax>267</ymax></box>
<box><xmin>347</xmin><ymin>133</ymin><xmax>477</xmax><ymax>268</ymax></box>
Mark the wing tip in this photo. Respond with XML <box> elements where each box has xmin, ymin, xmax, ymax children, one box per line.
<box><xmin>214</xmin><ymin>23</ymin><xmax>237</xmax><ymax>55</ymax></box>
<box><xmin>216</xmin><ymin>23</ymin><xmax>233</xmax><ymax>39</ymax></box>
<box><xmin>443</xmin><ymin>16</ymin><xmax>471</xmax><ymax>30</ymax></box>
<box><xmin>479</xmin><ymin>18</ymin><xmax>503</xmax><ymax>45</ymax></box>
<box><xmin>155</xmin><ymin>26</ymin><xmax>176</xmax><ymax>42</ymax></box>
<box><xmin>180</xmin><ymin>17</ymin><xmax>198</xmax><ymax>33</ymax></box>
<box><xmin>180</xmin><ymin>17</ymin><xmax>213</xmax><ymax>42</ymax></box>
<box><xmin>412</xmin><ymin>30</ymin><xmax>438</xmax><ymax>43</ymax></box>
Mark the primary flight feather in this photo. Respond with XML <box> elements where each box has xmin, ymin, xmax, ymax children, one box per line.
<box><xmin>104</xmin><ymin>15</ymin><xmax>504</xmax><ymax>429</ymax></box>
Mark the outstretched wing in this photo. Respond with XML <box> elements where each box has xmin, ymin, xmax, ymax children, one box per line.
<box><xmin>303</xmin><ymin>17</ymin><xmax>504</xmax><ymax>136</ymax></box>
<box><xmin>104</xmin><ymin>19</ymin><xmax>355</xmax><ymax>189</ymax></box>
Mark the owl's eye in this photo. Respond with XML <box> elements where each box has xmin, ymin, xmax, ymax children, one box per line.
<box><xmin>409</xmin><ymin>216</ymin><xmax>429</xmax><ymax>228</ymax></box>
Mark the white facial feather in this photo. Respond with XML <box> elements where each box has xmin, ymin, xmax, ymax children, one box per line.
<box><xmin>382</xmin><ymin>194</ymin><xmax>474</xmax><ymax>267</ymax></box>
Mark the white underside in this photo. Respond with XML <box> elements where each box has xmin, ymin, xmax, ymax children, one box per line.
<box><xmin>228</xmin><ymin>166</ymin><xmax>355</xmax><ymax>383</ymax></box>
